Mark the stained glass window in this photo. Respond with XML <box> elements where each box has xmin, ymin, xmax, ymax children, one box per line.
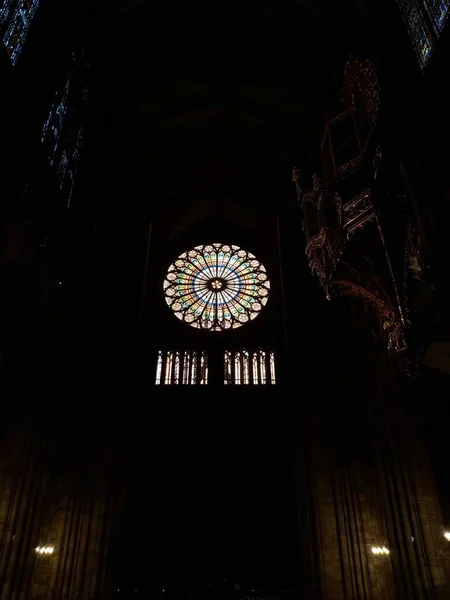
<box><xmin>396</xmin><ymin>0</ymin><xmax>449</xmax><ymax>68</ymax></box>
<box><xmin>41</xmin><ymin>52</ymin><xmax>87</xmax><ymax>207</ymax></box>
<box><xmin>64</xmin><ymin>125</ymin><xmax>84</xmax><ymax>207</ymax></box>
<box><xmin>224</xmin><ymin>349</ymin><xmax>276</xmax><ymax>385</ymax></box>
<box><xmin>269</xmin><ymin>351</ymin><xmax>276</xmax><ymax>384</ymax></box>
<box><xmin>155</xmin><ymin>350</ymin><xmax>208</xmax><ymax>385</ymax></box>
<box><xmin>397</xmin><ymin>0</ymin><xmax>434</xmax><ymax>67</ymax></box>
<box><xmin>1</xmin><ymin>1</ymin><xmax>16</xmax><ymax>27</ymax></box>
<box><xmin>57</xmin><ymin>150</ymin><xmax>68</xmax><ymax>180</ymax></box>
<box><xmin>41</xmin><ymin>75</ymin><xmax>71</xmax><ymax>164</ymax></box>
<box><xmin>163</xmin><ymin>243</ymin><xmax>270</xmax><ymax>331</ymax></box>
<box><xmin>1</xmin><ymin>0</ymin><xmax>40</xmax><ymax>65</ymax></box>
<box><xmin>424</xmin><ymin>0</ymin><xmax>449</xmax><ymax>32</ymax></box>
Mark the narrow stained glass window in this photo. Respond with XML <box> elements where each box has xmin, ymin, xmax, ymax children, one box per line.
<box><xmin>155</xmin><ymin>351</ymin><xmax>163</xmax><ymax>385</ymax></box>
<box><xmin>243</xmin><ymin>350</ymin><xmax>250</xmax><ymax>384</ymax></box>
<box><xmin>58</xmin><ymin>150</ymin><xmax>68</xmax><ymax>180</ymax></box>
<box><xmin>41</xmin><ymin>51</ymin><xmax>88</xmax><ymax>207</ymax></box>
<box><xmin>2</xmin><ymin>0</ymin><xmax>40</xmax><ymax>65</ymax></box>
<box><xmin>173</xmin><ymin>351</ymin><xmax>181</xmax><ymax>384</ymax></box>
<box><xmin>270</xmin><ymin>351</ymin><xmax>276</xmax><ymax>385</ymax></box>
<box><xmin>182</xmin><ymin>351</ymin><xmax>190</xmax><ymax>384</ymax></box>
<box><xmin>224</xmin><ymin>349</ymin><xmax>276</xmax><ymax>385</ymax></box>
<box><xmin>1</xmin><ymin>1</ymin><xmax>16</xmax><ymax>27</ymax></box>
<box><xmin>155</xmin><ymin>350</ymin><xmax>208</xmax><ymax>385</ymax></box>
<box><xmin>224</xmin><ymin>351</ymin><xmax>232</xmax><ymax>385</ymax></box>
<box><xmin>258</xmin><ymin>350</ymin><xmax>267</xmax><ymax>385</ymax></box>
<box><xmin>252</xmin><ymin>352</ymin><xmax>259</xmax><ymax>383</ymax></box>
<box><xmin>164</xmin><ymin>351</ymin><xmax>173</xmax><ymax>385</ymax></box>
<box><xmin>41</xmin><ymin>76</ymin><xmax>71</xmax><ymax>162</ymax></box>
<box><xmin>200</xmin><ymin>351</ymin><xmax>208</xmax><ymax>385</ymax></box>
<box><xmin>190</xmin><ymin>352</ymin><xmax>198</xmax><ymax>385</ymax></box>
<box><xmin>234</xmin><ymin>353</ymin><xmax>241</xmax><ymax>384</ymax></box>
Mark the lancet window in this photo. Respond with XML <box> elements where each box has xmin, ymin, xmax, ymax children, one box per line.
<box><xmin>155</xmin><ymin>350</ymin><xmax>209</xmax><ymax>385</ymax></box>
<box><xmin>1</xmin><ymin>0</ymin><xmax>40</xmax><ymax>65</ymax></box>
<box><xmin>41</xmin><ymin>51</ymin><xmax>87</xmax><ymax>206</ymax></box>
<box><xmin>224</xmin><ymin>349</ymin><xmax>276</xmax><ymax>385</ymax></box>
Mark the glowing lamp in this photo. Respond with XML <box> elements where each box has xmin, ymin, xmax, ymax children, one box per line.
<box><xmin>371</xmin><ymin>546</ymin><xmax>390</xmax><ymax>556</ymax></box>
<box><xmin>35</xmin><ymin>546</ymin><xmax>54</xmax><ymax>555</ymax></box>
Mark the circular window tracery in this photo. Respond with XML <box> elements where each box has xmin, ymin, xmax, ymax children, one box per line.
<box><xmin>163</xmin><ymin>243</ymin><xmax>270</xmax><ymax>331</ymax></box>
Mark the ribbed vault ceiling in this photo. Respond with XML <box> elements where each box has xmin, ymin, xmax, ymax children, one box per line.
<box><xmin>86</xmin><ymin>0</ymin><xmax>372</xmax><ymax>233</ymax></box>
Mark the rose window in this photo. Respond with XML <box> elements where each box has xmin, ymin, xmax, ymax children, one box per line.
<box><xmin>163</xmin><ymin>243</ymin><xmax>270</xmax><ymax>331</ymax></box>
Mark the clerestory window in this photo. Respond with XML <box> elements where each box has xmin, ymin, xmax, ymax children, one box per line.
<box><xmin>1</xmin><ymin>0</ymin><xmax>40</xmax><ymax>65</ymax></box>
<box><xmin>155</xmin><ymin>350</ymin><xmax>208</xmax><ymax>385</ymax></box>
<box><xmin>224</xmin><ymin>349</ymin><xmax>276</xmax><ymax>385</ymax></box>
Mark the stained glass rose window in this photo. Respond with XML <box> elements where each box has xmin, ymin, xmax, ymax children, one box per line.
<box><xmin>163</xmin><ymin>243</ymin><xmax>270</xmax><ymax>331</ymax></box>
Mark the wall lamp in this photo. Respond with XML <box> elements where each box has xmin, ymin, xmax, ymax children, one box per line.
<box><xmin>35</xmin><ymin>546</ymin><xmax>54</xmax><ymax>555</ymax></box>
<box><xmin>371</xmin><ymin>546</ymin><xmax>390</xmax><ymax>556</ymax></box>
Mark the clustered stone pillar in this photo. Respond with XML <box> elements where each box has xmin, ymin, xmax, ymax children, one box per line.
<box><xmin>0</xmin><ymin>413</ymin><xmax>126</xmax><ymax>600</ymax></box>
<box><xmin>298</xmin><ymin>338</ymin><xmax>450</xmax><ymax>599</ymax></box>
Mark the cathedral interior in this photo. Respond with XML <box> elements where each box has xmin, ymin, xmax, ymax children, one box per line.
<box><xmin>1</xmin><ymin>1</ymin><xmax>450</xmax><ymax>599</ymax></box>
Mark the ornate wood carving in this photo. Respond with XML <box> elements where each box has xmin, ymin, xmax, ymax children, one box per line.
<box><xmin>306</xmin><ymin>227</ymin><xmax>344</xmax><ymax>287</ymax></box>
<box><xmin>294</xmin><ymin>56</ymin><xmax>421</xmax><ymax>371</ymax></box>
<box><xmin>343</xmin><ymin>56</ymin><xmax>381</xmax><ymax>126</ymax></box>
<box><xmin>342</xmin><ymin>188</ymin><xmax>374</xmax><ymax>236</ymax></box>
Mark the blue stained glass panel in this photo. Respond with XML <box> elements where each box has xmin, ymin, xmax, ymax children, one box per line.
<box><xmin>40</xmin><ymin>51</ymin><xmax>87</xmax><ymax>208</ymax></box>
<box><xmin>2</xmin><ymin>0</ymin><xmax>40</xmax><ymax>65</ymax></box>
<box><xmin>0</xmin><ymin>0</ymin><xmax>16</xmax><ymax>27</ymax></box>
<box><xmin>424</xmin><ymin>0</ymin><xmax>449</xmax><ymax>32</ymax></box>
<box><xmin>42</xmin><ymin>76</ymin><xmax>71</xmax><ymax>163</ymax></box>
<box><xmin>396</xmin><ymin>0</ymin><xmax>435</xmax><ymax>67</ymax></box>
<box><xmin>57</xmin><ymin>150</ymin><xmax>68</xmax><ymax>181</ymax></box>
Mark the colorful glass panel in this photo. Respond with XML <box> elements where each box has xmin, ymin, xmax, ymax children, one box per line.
<box><xmin>164</xmin><ymin>243</ymin><xmax>270</xmax><ymax>331</ymax></box>
<box><xmin>41</xmin><ymin>75</ymin><xmax>71</xmax><ymax>166</ymax></box>
<box><xmin>2</xmin><ymin>0</ymin><xmax>40</xmax><ymax>65</ymax></box>
<box><xmin>1</xmin><ymin>1</ymin><xmax>16</xmax><ymax>27</ymax></box>
<box><xmin>397</xmin><ymin>0</ymin><xmax>436</xmax><ymax>67</ymax></box>
<box><xmin>41</xmin><ymin>68</ymin><xmax>85</xmax><ymax>208</ymax></box>
<box><xmin>424</xmin><ymin>0</ymin><xmax>449</xmax><ymax>32</ymax></box>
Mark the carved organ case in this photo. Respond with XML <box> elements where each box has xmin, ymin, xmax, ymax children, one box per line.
<box><xmin>294</xmin><ymin>56</ymin><xmax>432</xmax><ymax>366</ymax></box>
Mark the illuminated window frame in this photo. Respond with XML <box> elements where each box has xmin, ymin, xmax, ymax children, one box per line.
<box><xmin>155</xmin><ymin>350</ymin><xmax>208</xmax><ymax>385</ymax></box>
<box><xmin>224</xmin><ymin>349</ymin><xmax>276</xmax><ymax>385</ymax></box>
